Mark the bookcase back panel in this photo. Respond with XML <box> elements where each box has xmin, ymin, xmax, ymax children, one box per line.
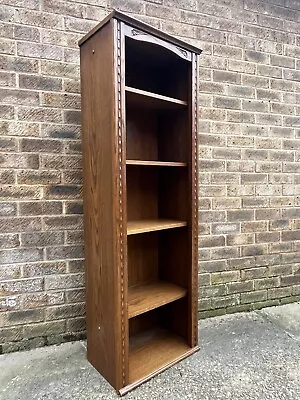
<box><xmin>126</xmin><ymin>166</ymin><xmax>158</xmax><ymax>220</ymax></box>
<box><xmin>126</xmin><ymin>106</ymin><xmax>189</xmax><ymax>163</ymax></box>
<box><xmin>128</xmin><ymin>303</ymin><xmax>191</xmax><ymax>386</ymax></box>
<box><xmin>129</xmin><ymin>308</ymin><xmax>159</xmax><ymax>337</ymax></box>
<box><xmin>127</xmin><ymin>229</ymin><xmax>189</xmax><ymax>286</ymax></box>
<box><xmin>127</xmin><ymin>166</ymin><xmax>189</xmax><ymax>221</ymax></box>
<box><xmin>126</xmin><ymin>108</ymin><xmax>158</xmax><ymax>160</ymax></box>
<box><xmin>125</xmin><ymin>37</ymin><xmax>189</xmax><ymax>101</ymax></box>
<box><xmin>158</xmin><ymin>228</ymin><xmax>190</xmax><ymax>289</ymax></box>
<box><xmin>129</xmin><ymin>300</ymin><xmax>188</xmax><ymax>341</ymax></box>
<box><xmin>160</xmin><ymin>298</ymin><xmax>189</xmax><ymax>341</ymax></box>
<box><xmin>127</xmin><ymin>233</ymin><xmax>158</xmax><ymax>287</ymax></box>
<box><xmin>158</xmin><ymin>168</ymin><xmax>189</xmax><ymax>221</ymax></box>
<box><xmin>158</xmin><ymin>110</ymin><xmax>189</xmax><ymax>163</ymax></box>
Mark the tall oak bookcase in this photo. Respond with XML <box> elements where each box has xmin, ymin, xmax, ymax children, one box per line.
<box><xmin>79</xmin><ymin>10</ymin><xmax>201</xmax><ymax>395</ymax></box>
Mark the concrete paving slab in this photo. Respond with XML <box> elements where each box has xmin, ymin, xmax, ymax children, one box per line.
<box><xmin>259</xmin><ymin>302</ymin><xmax>300</xmax><ymax>340</ymax></box>
<box><xmin>1</xmin><ymin>305</ymin><xmax>300</xmax><ymax>400</ymax></box>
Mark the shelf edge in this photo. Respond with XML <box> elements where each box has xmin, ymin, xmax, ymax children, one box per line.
<box><xmin>126</xmin><ymin>160</ymin><xmax>187</xmax><ymax>167</ymax></box>
<box><xmin>127</xmin><ymin>221</ymin><xmax>187</xmax><ymax>235</ymax></box>
<box><xmin>128</xmin><ymin>283</ymin><xmax>187</xmax><ymax>319</ymax></box>
<box><xmin>125</xmin><ymin>86</ymin><xmax>187</xmax><ymax>106</ymax></box>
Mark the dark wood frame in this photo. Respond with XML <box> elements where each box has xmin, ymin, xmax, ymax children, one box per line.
<box><xmin>79</xmin><ymin>10</ymin><xmax>201</xmax><ymax>395</ymax></box>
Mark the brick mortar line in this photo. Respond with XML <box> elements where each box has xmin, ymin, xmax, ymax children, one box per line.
<box><xmin>0</xmin><ymin>189</ymin><xmax>81</xmax><ymax>194</ymax></box>
<box><xmin>200</xmin><ymin>108</ymin><xmax>296</xmax><ymax>115</ymax></box>
<box><xmin>241</xmin><ymin>22</ymin><xmax>297</xmax><ymax>38</ymax></box>
<box><xmin>150</xmin><ymin>3</ymin><xmax>299</xmax><ymax>26</ymax></box>
<box><xmin>0</xmin><ymin>273</ymin><xmax>84</xmax><ymax>283</ymax></box>
<box><xmin>200</xmin><ymin>110</ymin><xmax>297</xmax><ymax>118</ymax></box>
<box><xmin>240</xmin><ymin>24</ymin><xmax>297</xmax><ymax>40</ymax></box>
<box><xmin>0</xmin><ymin>21</ymin><xmax>99</xmax><ymax>38</ymax></box>
<box><xmin>0</xmin><ymin>117</ymin><xmax>80</xmax><ymax>124</ymax></box>
<box><xmin>148</xmin><ymin>10</ymin><xmax>243</xmax><ymax>31</ymax></box>
<box><xmin>0</xmin><ymin>152</ymin><xmax>81</xmax><ymax>156</ymax></box>
<box><xmin>199</xmin><ymin>91</ymin><xmax>299</xmax><ymax>100</ymax></box>
<box><xmin>4</xmin><ymin>6</ymin><xmax>109</xmax><ymax>28</ymax></box>
<box><xmin>0</xmin><ymin>87</ymin><xmax>81</xmax><ymax>95</ymax></box>
<box><xmin>199</xmin><ymin>148</ymin><xmax>297</xmax><ymax>153</ymax></box>
<box><xmin>0</xmin><ymin>259</ymin><xmax>84</xmax><ymax>266</ymax></box>
<box><xmin>0</xmin><ymin>138</ymin><xmax>81</xmax><ymax>143</ymax></box>
<box><xmin>172</xmin><ymin>12</ymin><xmax>298</xmax><ymax>37</ymax></box>
<box><xmin>13</xmin><ymin>105</ymin><xmax>78</xmax><ymax>111</ymax></box>
<box><xmin>1</xmin><ymin>53</ymin><xmax>80</xmax><ymax>66</ymax></box>
<box><xmin>0</xmin><ymin>258</ymin><xmax>84</xmax><ymax>268</ymax></box>
<box><xmin>0</xmin><ymin>105</ymin><xmax>82</xmax><ymax>113</ymax></box>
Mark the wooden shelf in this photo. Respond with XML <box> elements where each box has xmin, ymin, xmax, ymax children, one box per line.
<box><xmin>128</xmin><ymin>328</ymin><xmax>192</xmax><ymax>384</ymax></box>
<box><xmin>127</xmin><ymin>219</ymin><xmax>187</xmax><ymax>235</ymax></box>
<box><xmin>126</xmin><ymin>160</ymin><xmax>187</xmax><ymax>167</ymax></box>
<box><xmin>128</xmin><ymin>281</ymin><xmax>186</xmax><ymax>318</ymax></box>
<box><xmin>125</xmin><ymin>86</ymin><xmax>187</xmax><ymax>108</ymax></box>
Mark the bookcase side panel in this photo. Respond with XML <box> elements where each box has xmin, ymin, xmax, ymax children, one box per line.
<box><xmin>80</xmin><ymin>21</ymin><xmax>121</xmax><ymax>389</ymax></box>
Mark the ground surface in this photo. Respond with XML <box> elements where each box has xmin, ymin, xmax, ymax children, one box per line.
<box><xmin>1</xmin><ymin>303</ymin><xmax>300</xmax><ymax>400</ymax></box>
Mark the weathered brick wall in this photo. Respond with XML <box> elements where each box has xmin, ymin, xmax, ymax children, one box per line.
<box><xmin>0</xmin><ymin>0</ymin><xmax>299</xmax><ymax>352</ymax></box>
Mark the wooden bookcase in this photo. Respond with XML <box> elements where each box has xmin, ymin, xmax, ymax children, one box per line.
<box><xmin>79</xmin><ymin>10</ymin><xmax>201</xmax><ymax>395</ymax></box>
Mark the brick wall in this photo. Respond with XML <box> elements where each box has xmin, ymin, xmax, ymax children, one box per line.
<box><xmin>0</xmin><ymin>0</ymin><xmax>299</xmax><ymax>352</ymax></box>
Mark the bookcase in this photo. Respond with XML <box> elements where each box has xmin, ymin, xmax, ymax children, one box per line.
<box><xmin>79</xmin><ymin>10</ymin><xmax>201</xmax><ymax>395</ymax></box>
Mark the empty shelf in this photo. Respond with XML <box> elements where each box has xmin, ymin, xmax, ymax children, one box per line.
<box><xmin>125</xmin><ymin>86</ymin><xmax>187</xmax><ymax>108</ymax></box>
<box><xmin>126</xmin><ymin>160</ymin><xmax>187</xmax><ymax>167</ymax></box>
<box><xmin>128</xmin><ymin>328</ymin><xmax>193</xmax><ymax>385</ymax></box>
<box><xmin>127</xmin><ymin>219</ymin><xmax>187</xmax><ymax>235</ymax></box>
<box><xmin>128</xmin><ymin>281</ymin><xmax>186</xmax><ymax>318</ymax></box>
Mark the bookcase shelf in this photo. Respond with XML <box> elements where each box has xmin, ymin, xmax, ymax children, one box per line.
<box><xmin>126</xmin><ymin>160</ymin><xmax>187</xmax><ymax>167</ymax></box>
<box><xmin>128</xmin><ymin>281</ymin><xmax>186</xmax><ymax>318</ymax></box>
<box><xmin>125</xmin><ymin>86</ymin><xmax>187</xmax><ymax>108</ymax></box>
<box><xmin>128</xmin><ymin>327</ymin><xmax>192</xmax><ymax>386</ymax></box>
<box><xmin>127</xmin><ymin>219</ymin><xmax>187</xmax><ymax>235</ymax></box>
<box><xmin>79</xmin><ymin>10</ymin><xmax>200</xmax><ymax>395</ymax></box>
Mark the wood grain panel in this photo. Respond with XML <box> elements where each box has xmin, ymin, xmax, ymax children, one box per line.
<box><xmin>158</xmin><ymin>168</ymin><xmax>189</xmax><ymax>221</ymax></box>
<box><xmin>127</xmin><ymin>232</ymin><xmax>158</xmax><ymax>287</ymax></box>
<box><xmin>161</xmin><ymin>297</ymin><xmax>189</xmax><ymax>342</ymax></box>
<box><xmin>129</xmin><ymin>309</ymin><xmax>159</xmax><ymax>338</ymax></box>
<box><xmin>158</xmin><ymin>109</ymin><xmax>188</xmax><ymax>163</ymax></box>
<box><xmin>80</xmin><ymin>20</ymin><xmax>126</xmax><ymax>390</ymax></box>
<box><xmin>126</xmin><ymin>166</ymin><xmax>157</xmax><ymax>221</ymax></box>
<box><xmin>159</xmin><ymin>228</ymin><xmax>189</xmax><ymax>290</ymax></box>
<box><xmin>126</xmin><ymin>107</ymin><xmax>158</xmax><ymax>161</ymax></box>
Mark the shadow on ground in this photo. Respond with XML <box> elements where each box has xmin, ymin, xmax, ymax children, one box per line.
<box><xmin>1</xmin><ymin>303</ymin><xmax>300</xmax><ymax>400</ymax></box>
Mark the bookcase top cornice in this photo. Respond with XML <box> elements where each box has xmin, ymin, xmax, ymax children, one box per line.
<box><xmin>78</xmin><ymin>9</ymin><xmax>202</xmax><ymax>55</ymax></box>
